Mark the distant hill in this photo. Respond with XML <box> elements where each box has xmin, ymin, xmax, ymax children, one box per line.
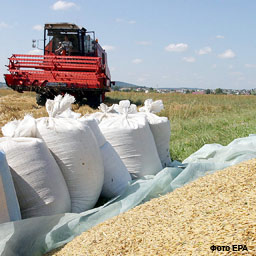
<box><xmin>114</xmin><ymin>82</ymin><xmax>203</xmax><ymax>90</ymax></box>
<box><xmin>114</xmin><ymin>81</ymin><xmax>145</xmax><ymax>88</ymax></box>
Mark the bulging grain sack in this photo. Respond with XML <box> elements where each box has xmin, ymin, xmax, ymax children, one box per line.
<box><xmin>36</xmin><ymin>95</ymin><xmax>104</xmax><ymax>213</ymax></box>
<box><xmin>0</xmin><ymin>151</ymin><xmax>21</xmax><ymax>224</ymax></box>
<box><xmin>81</xmin><ymin>118</ymin><xmax>132</xmax><ymax>198</ymax></box>
<box><xmin>0</xmin><ymin>137</ymin><xmax>71</xmax><ymax>219</ymax></box>
<box><xmin>99</xmin><ymin>101</ymin><xmax>162</xmax><ymax>179</ymax></box>
<box><xmin>99</xmin><ymin>142</ymin><xmax>131</xmax><ymax>197</ymax></box>
<box><xmin>1</xmin><ymin>114</ymin><xmax>37</xmax><ymax>138</ymax></box>
<box><xmin>139</xmin><ymin>99</ymin><xmax>171</xmax><ymax>167</ymax></box>
<box><xmin>80</xmin><ymin>117</ymin><xmax>107</xmax><ymax>148</ymax></box>
<box><xmin>60</xmin><ymin>113</ymin><xmax>131</xmax><ymax>199</ymax></box>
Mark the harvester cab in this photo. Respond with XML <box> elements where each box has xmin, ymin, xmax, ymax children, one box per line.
<box><xmin>43</xmin><ymin>23</ymin><xmax>96</xmax><ymax>57</ymax></box>
<box><xmin>4</xmin><ymin>23</ymin><xmax>112</xmax><ymax>108</ymax></box>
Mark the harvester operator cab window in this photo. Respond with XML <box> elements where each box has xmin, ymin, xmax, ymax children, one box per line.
<box><xmin>45</xmin><ymin>30</ymin><xmax>79</xmax><ymax>56</ymax></box>
<box><xmin>84</xmin><ymin>35</ymin><xmax>94</xmax><ymax>55</ymax></box>
<box><xmin>55</xmin><ymin>35</ymin><xmax>73</xmax><ymax>55</ymax></box>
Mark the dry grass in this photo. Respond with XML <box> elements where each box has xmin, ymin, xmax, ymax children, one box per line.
<box><xmin>0</xmin><ymin>90</ymin><xmax>96</xmax><ymax>137</ymax></box>
<box><xmin>0</xmin><ymin>92</ymin><xmax>45</xmax><ymax>136</ymax></box>
<box><xmin>47</xmin><ymin>158</ymin><xmax>256</xmax><ymax>256</ymax></box>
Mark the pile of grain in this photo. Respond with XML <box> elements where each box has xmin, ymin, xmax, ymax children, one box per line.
<box><xmin>47</xmin><ymin>159</ymin><xmax>256</xmax><ymax>256</ymax></box>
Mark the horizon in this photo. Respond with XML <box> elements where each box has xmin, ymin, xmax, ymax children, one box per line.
<box><xmin>1</xmin><ymin>80</ymin><xmax>255</xmax><ymax>92</ymax></box>
<box><xmin>1</xmin><ymin>1</ymin><xmax>256</xmax><ymax>89</ymax></box>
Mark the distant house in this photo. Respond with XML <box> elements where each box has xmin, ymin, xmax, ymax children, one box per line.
<box><xmin>120</xmin><ymin>87</ymin><xmax>132</xmax><ymax>91</ymax></box>
<box><xmin>192</xmin><ymin>91</ymin><xmax>205</xmax><ymax>95</ymax></box>
<box><xmin>175</xmin><ymin>89</ymin><xmax>186</xmax><ymax>93</ymax></box>
<box><xmin>136</xmin><ymin>87</ymin><xmax>146</xmax><ymax>92</ymax></box>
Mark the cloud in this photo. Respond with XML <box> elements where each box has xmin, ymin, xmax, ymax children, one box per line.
<box><xmin>165</xmin><ymin>43</ymin><xmax>188</xmax><ymax>52</ymax></box>
<box><xmin>137</xmin><ymin>41</ymin><xmax>151</xmax><ymax>46</ymax></box>
<box><xmin>102</xmin><ymin>45</ymin><xmax>115</xmax><ymax>51</ymax></box>
<box><xmin>128</xmin><ymin>20</ymin><xmax>136</xmax><ymax>24</ymax></box>
<box><xmin>0</xmin><ymin>22</ymin><xmax>9</xmax><ymax>29</ymax></box>
<box><xmin>28</xmin><ymin>49</ymin><xmax>43</xmax><ymax>55</ymax></box>
<box><xmin>218</xmin><ymin>49</ymin><xmax>235</xmax><ymax>59</ymax></box>
<box><xmin>245</xmin><ymin>64</ymin><xmax>256</xmax><ymax>68</ymax></box>
<box><xmin>182</xmin><ymin>57</ymin><xmax>195</xmax><ymax>63</ymax></box>
<box><xmin>33</xmin><ymin>25</ymin><xmax>44</xmax><ymax>31</ymax></box>
<box><xmin>132</xmin><ymin>58</ymin><xmax>143</xmax><ymax>64</ymax></box>
<box><xmin>115</xmin><ymin>18</ymin><xmax>124</xmax><ymax>23</ymax></box>
<box><xmin>212</xmin><ymin>64</ymin><xmax>217</xmax><ymax>69</ymax></box>
<box><xmin>216</xmin><ymin>35</ymin><xmax>224</xmax><ymax>39</ymax></box>
<box><xmin>197</xmin><ymin>46</ymin><xmax>212</xmax><ymax>55</ymax></box>
<box><xmin>51</xmin><ymin>1</ymin><xmax>77</xmax><ymax>10</ymax></box>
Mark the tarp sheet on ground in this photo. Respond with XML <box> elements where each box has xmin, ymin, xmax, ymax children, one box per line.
<box><xmin>1</xmin><ymin>135</ymin><xmax>256</xmax><ymax>256</ymax></box>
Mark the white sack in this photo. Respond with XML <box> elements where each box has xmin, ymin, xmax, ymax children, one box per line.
<box><xmin>0</xmin><ymin>137</ymin><xmax>71</xmax><ymax>219</ymax></box>
<box><xmin>100</xmin><ymin>142</ymin><xmax>131</xmax><ymax>198</ymax></box>
<box><xmin>59</xmin><ymin>111</ymin><xmax>106</xmax><ymax>148</ymax></box>
<box><xmin>112</xmin><ymin>100</ymin><xmax>138</xmax><ymax>114</ymax></box>
<box><xmin>0</xmin><ymin>151</ymin><xmax>21</xmax><ymax>224</ymax></box>
<box><xmin>88</xmin><ymin>103</ymin><xmax>117</xmax><ymax>123</ymax></box>
<box><xmin>139</xmin><ymin>99</ymin><xmax>171</xmax><ymax>167</ymax></box>
<box><xmin>80</xmin><ymin>117</ymin><xmax>107</xmax><ymax>148</ymax></box>
<box><xmin>36</xmin><ymin>95</ymin><xmax>104</xmax><ymax>213</ymax></box>
<box><xmin>1</xmin><ymin>115</ymin><xmax>37</xmax><ymax>138</ymax></box>
<box><xmin>63</xmin><ymin>115</ymin><xmax>131</xmax><ymax>199</ymax></box>
<box><xmin>99</xmin><ymin>102</ymin><xmax>162</xmax><ymax>179</ymax></box>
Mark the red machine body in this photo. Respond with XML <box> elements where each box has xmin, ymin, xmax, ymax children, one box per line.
<box><xmin>4</xmin><ymin>23</ymin><xmax>112</xmax><ymax>107</ymax></box>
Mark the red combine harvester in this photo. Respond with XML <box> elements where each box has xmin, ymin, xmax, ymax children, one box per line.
<box><xmin>4</xmin><ymin>23</ymin><xmax>113</xmax><ymax>107</ymax></box>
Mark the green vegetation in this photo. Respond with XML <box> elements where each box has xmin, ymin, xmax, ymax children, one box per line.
<box><xmin>215</xmin><ymin>88</ymin><xmax>224</xmax><ymax>94</ymax></box>
<box><xmin>105</xmin><ymin>92</ymin><xmax>256</xmax><ymax>161</ymax></box>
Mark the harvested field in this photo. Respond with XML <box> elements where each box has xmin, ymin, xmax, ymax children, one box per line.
<box><xmin>0</xmin><ymin>91</ymin><xmax>96</xmax><ymax>137</ymax></box>
<box><xmin>47</xmin><ymin>158</ymin><xmax>256</xmax><ymax>256</ymax></box>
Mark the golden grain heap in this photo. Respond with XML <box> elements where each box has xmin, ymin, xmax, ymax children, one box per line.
<box><xmin>47</xmin><ymin>159</ymin><xmax>256</xmax><ymax>256</ymax></box>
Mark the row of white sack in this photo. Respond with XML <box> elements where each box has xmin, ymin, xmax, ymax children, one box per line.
<box><xmin>85</xmin><ymin>98</ymin><xmax>172</xmax><ymax>169</ymax></box>
<box><xmin>59</xmin><ymin>98</ymin><xmax>171</xmax><ymax>169</ymax></box>
<box><xmin>0</xmin><ymin>95</ymin><xmax>171</xmax><ymax>223</ymax></box>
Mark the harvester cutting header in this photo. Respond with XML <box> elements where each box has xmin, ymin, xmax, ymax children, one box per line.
<box><xmin>4</xmin><ymin>23</ymin><xmax>113</xmax><ymax>107</ymax></box>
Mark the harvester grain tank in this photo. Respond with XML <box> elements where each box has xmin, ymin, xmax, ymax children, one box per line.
<box><xmin>4</xmin><ymin>23</ymin><xmax>113</xmax><ymax>107</ymax></box>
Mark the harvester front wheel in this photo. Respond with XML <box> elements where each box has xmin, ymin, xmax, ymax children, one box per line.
<box><xmin>36</xmin><ymin>94</ymin><xmax>47</xmax><ymax>106</ymax></box>
<box><xmin>87</xmin><ymin>93</ymin><xmax>103</xmax><ymax>109</ymax></box>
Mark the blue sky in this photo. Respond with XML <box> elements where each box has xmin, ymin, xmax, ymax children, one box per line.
<box><xmin>1</xmin><ymin>0</ymin><xmax>256</xmax><ymax>89</ymax></box>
